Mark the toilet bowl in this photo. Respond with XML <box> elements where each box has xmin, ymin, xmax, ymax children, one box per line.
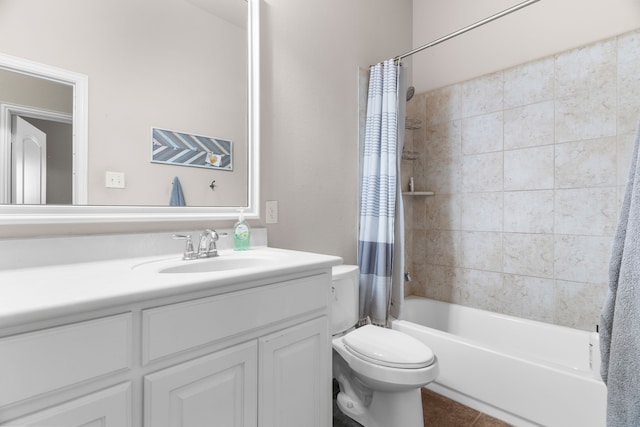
<box><xmin>331</xmin><ymin>265</ymin><xmax>439</xmax><ymax>427</ymax></box>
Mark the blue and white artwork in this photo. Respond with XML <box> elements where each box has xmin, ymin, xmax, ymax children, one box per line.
<box><xmin>151</xmin><ymin>128</ymin><xmax>233</xmax><ymax>171</ymax></box>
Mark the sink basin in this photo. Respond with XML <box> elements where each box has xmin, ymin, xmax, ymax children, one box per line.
<box><xmin>159</xmin><ymin>256</ymin><xmax>273</xmax><ymax>274</ymax></box>
<box><xmin>132</xmin><ymin>252</ymin><xmax>276</xmax><ymax>274</ymax></box>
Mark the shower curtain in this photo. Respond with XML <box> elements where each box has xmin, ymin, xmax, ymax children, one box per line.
<box><xmin>358</xmin><ymin>59</ymin><xmax>406</xmax><ymax>326</ymax></box>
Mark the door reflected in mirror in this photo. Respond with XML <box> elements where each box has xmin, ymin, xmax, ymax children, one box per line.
<box><xmin>0</xmin><ymin>0</ymin><xmax>250</xmax><ymax>208</ymax></box>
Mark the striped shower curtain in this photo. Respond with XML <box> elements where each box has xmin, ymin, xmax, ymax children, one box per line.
<box><xmin>358</xmin><ymin>59</ymin><xmax>403</xmax><ymax>326</ymax></box>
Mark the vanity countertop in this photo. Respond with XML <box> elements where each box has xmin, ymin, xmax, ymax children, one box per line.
<box><xmin>0</xmin><ymin>246</ymin><xmax>343</xmax><ymax>328</ymax></box>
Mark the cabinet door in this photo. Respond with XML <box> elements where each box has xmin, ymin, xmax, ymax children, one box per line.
<box><xmin>259</xmin><ymin>317</ymin><xmax>330</xmax><ymax>427</ymax></box>
<box><xmin>144</xmin><ymin>341</ymin><xmax>258</xmax><ymax>427</ymax></box>
<box><xmin>1</xmin><ymin>382</ymin><xmax>131</xmax><ymax>427</ymax></box>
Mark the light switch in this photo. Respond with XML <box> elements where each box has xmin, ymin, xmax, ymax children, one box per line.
<box><xmin>105</xmin><ymin>171</ymin><xmax>125</xmax><ymax>188</ymax></box>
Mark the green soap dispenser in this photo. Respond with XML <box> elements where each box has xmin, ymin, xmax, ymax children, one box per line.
<box><xmin>233</xmin><ymin>209</ymin><xmax>251</xmax><ymax>251</ymax></box>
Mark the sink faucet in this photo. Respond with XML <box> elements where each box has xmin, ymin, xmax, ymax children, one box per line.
<box><xmin>197</xmin><ymin>229</ymin><xmax>227</xmax><ymax>258</ymax></box>
<box><xmin>172</xmin><ymin>234</ymin><xmax>197</xmax><ymax>260</ymax></box>
<box><xmin>173</xmin><ymin>230</ymin><xmax>228</xmax><ymax>260</ymax></box>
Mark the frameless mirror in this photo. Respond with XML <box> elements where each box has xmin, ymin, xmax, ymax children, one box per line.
<box><xmin>0</xmin><ymin>0</ymin><xmax>259</xmax><ymax>223</ymax></box>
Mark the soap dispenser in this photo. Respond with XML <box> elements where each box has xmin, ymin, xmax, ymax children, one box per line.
<box><xmin>233</xmin><ymin>209</ymin><xmax>251</xmax><ymax>251</ymax></box>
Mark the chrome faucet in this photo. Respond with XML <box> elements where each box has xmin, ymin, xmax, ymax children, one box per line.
<box><xmin>172</xmin><ymin>234</ymin><xmax>197</xmax><ymax>260</ymax></box>
<box><xmin>173</xmin><ymin>230</ymin><xmax>227</xmax><ymax>260</ymax></box>
<box><xmin>197</xmin><ymin>229</ymin><xmax>223</xmax><ymax>258</ymax></box>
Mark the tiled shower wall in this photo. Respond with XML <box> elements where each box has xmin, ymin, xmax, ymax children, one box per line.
<box><xmin>403</xmin><ymin>29</ymin><xmax>640</xmax><ymax>331</ymax></box>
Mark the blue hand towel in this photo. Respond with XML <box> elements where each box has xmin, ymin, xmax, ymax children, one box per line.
<box><xmin>169</xmin><ymin>176</ymin><xmax>186</xmax><ymax>206</ymax></box>
<box><xmin>600</xmin><ymin>119</ymin><xmax>640</xmax><ymax>426</ymax></box>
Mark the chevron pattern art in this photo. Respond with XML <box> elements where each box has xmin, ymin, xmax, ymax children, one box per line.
<box><xmin>151</xmin><ymin>127</ymin><xmax>233</xmax><ymax>171</ymax></box>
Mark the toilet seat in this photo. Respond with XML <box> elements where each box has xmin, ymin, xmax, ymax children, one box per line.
<box><xmin>342</xmin><ymin>325</ymin><xmax>435</xmax><ymax>369</ymax></box>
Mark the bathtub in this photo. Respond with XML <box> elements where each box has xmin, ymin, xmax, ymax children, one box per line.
<box><xmin>391</xmin><ymin>296</ymin><xmax>607</xmax><ymax>427</ymax></box>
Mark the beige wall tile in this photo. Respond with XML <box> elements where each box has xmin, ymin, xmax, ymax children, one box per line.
<box><xmin>425</xmin><ymin>193</ymin><xmax>462</xmax><ymax>231</ymax></box>
<box><xmin>504</xmin><ymin>145</ymin><xmax>554</xmax><ymax>191</ymax></box>
<box><xmin>503</xmin><ymin>233</ymin><xmax>554</xmax><ymax>278</ymax></box>
<box><xmin>462</xmin><ymin>152</ymin><xmax>503</xmax><ymax>193</ymax></box>
<box><xmin>457</xmin><ymin>269</ymin><xmax>505</xmax><ymax>311</ymax></box>
<box><xmin>504</xmin><ymin>101</ymin><xmax>554</xmax><ymax>150</ymax></box>
<box><xmin>461</xmin><ymin>192</ymin><xmax>503</xmax><ymax>232</ymax></box>
<box><xmin>413</xmin><ymin>229</ymin><xmax>427</xmax><ymax>260</ymax></box>
<box><xmin>554</xmin><ymin>235</ymin><xmax>612</xmax><ymax>284</ymax></box>
<box><xmin>460</xmin><ymin>231</ymin><xmax>503</xmax><ymax>272</ymax></box>
<box><xmin>504</xmin><ymin>57</ymin><xmax>555</xmax><ymax>109</ymax></box>
<box><xmin>503</xmin><ymin>190</ymin><xmax>554</xmax><ymax>233</ymax></box>
<box><xmin>555</xmin><ymin>137</ymin><xmax>617</xmax><ymax>189</ymax></box>
<box><xmin>419</xmin><ymin>196</ymin><xmax>437</xmax><ymax>231</ymax></box>
<box><xmin>410</xmin><ymin>196</ymin><xmax>429</xmax><ymax>231</ymax></box>
<box><xmin>618</xmin><ymin>133</ymin><xmax>636</xmax><ymax>187</ymax></box>
<box><xmin>462</xmin><ymin>112</ymin><xmax>503</xmax><ymax>155</ymax></box>
<box><xmin>617</xmin><ymin>106</ymin><xmax>640</xmax><ymax>136</ymax></box>
<box><xmin>554</xmin><ymin>188</ymin><xmax>617</xmax><ymax>236</ymax></box>
<box><xmin>418</xmin><ymin>264</ymin><xmax>462</xmax><ymax>302</ymax></box>
<box><xmin>555</xmin><ymin>280</ymin><xmax>608</xmax><ymax>330</ymax></box>
<box><xmin>425</xmin><ymin>158</ymin><xmax>461</xmax><ymax>194</ymax></box>
<box><xmin>617</xmin><ymin>30</ymin><xmax>640</xmax><ymax>133</ymax></box>
<box><xmin>502</xmin><ymin>274</ymin><xmax>555</xmax><ymax>323</ymax></box>
<box><xmin>425</xmin><ymin>85</ymin><xmax>461</xmax><ymax>126</ymax></box>
<box><xmin>555</xmin><ymin>39</ymin><xmax>617</xmax><ymax>98</ymax></box>
<box><xmin>425</xmin><ymin>229</ymin><xmax>461</xmax><ymax>267</ymax></box>
<box><xmin>461</xmin><ymin>72</ymin><xmax>503</xmax><ymax>118</ymax></box>
<box><xmin>618</xmin><ymin>185</ymin><xmax>627</xmax><ymax>216</ymax></box>
<box><xmin>555</xmin><ymin>90</ymin><xmax>616</xmax><ymax>143</ymax></box>
<box><xmin>425</xmin><ymin>120</ymin><xmax>461</xmax><ymax>162</ymax></box>
<box><xmin>618</xmin><ymin>27</ymin><xmax>640</xmax><ymax>135</ymax></box>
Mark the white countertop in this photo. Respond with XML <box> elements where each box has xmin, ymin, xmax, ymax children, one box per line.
<box><xmin>0</xmin><ymin>246</ymin><xmax>343</xmax><ymax>328</ymax></box>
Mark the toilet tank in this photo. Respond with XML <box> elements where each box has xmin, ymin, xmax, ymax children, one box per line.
<box><xmin>331</xmin><ymin>265</ymin><xmax>359</xmax><ymax>335</ymax></box>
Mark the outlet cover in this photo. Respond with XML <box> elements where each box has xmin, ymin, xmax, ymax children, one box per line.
<box><xmin>105</xmin><ymin>171</ymin><xmax>125</xmax><ymax>188</ymax></box>
<box><xmin>266</xmin><ymin>200</ymin><xmax>278</xmax><ymax>224</ymax></box>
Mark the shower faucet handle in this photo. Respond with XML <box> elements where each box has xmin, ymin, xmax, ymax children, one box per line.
<box><xmin>172</xmin><ymin>234</ymin><xmax>197</xmax><ymax>260</ymax></box>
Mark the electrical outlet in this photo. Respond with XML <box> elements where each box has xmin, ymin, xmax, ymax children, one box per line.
<box><xmin>105</xmin><ymin>171</ymin><xmax>125</xmax><ymax>188</ymax></box>
<box><xmin>266</xmin><ymin>200</ymin><xmax>278</xmax><ymax>224</ymax></box>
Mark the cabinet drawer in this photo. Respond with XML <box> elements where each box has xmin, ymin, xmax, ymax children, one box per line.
<box><xmin>0</xmin><ymin>313</ymin><xmax>132</xmax><ymax>407</ymax></box>
<box><xmin>142</xmin><ymin>274</ymin><xmax>329</xmax><ymax>364</ymax></box>
<box><xmin>1</xmin><ymin>382</ymin><xmax>132</xmax><ymax>427</ymax></box>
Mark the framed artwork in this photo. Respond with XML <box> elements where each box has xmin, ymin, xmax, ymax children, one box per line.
<box><xmin>151</xmin><ymin>127</ymin><xmax>233</xmax><ymax>171</ymax></box>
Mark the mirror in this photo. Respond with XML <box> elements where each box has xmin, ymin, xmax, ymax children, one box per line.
<box><xmin>0</xmin><ymin>0</ymin><xmax>260</xmax><ymax>223</ymax></box>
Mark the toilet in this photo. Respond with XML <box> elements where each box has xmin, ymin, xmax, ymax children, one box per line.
<box><xmin>331</xmin><ymin>265</ymin><xmax>439</xmax><ymax>427</ymax></box>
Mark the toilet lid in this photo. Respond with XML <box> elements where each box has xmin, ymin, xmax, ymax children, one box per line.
<box><xmin>343</xmin><ymin>325</ymin><xmax>435</xmax><ymax>369</ymax></box>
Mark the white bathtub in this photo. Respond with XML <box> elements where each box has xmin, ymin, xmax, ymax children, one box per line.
<box><xmin>392</xmin><ymin>296</ymin><xmax>607</xmax><ymax>427</ymax></box>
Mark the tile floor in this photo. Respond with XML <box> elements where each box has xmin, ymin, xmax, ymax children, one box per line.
<box><xmin>421</xmin><ymin>388</ymin><xmax>511</xmax><ymax>427</ymax></box>
<box><xmin>333</xmin><ymin>381</ymin><xmax>512</xmax><ymax>427</ymax></box>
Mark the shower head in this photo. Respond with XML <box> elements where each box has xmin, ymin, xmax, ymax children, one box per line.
<box><xmin>406</xmin><ymin>86</ymin><xmax>415</xmax><ymax>102</ymax></box>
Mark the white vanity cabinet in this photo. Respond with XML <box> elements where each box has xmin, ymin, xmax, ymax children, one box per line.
<box><xmin>144</xmin><ymin>317</ymin><xmax>330</xmax><ymax>427</ymax></box>
<box><xmin>141</xmin><ymin>274</ymin><xmax>331</xmax><ymax>427</ymax></box>
<box><xmin>0</xmin><ymin>262</ymin><xmax>333</xmax><ymax>427</ymax></box>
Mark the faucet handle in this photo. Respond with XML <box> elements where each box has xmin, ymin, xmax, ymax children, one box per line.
<box><xmin>172</xmin><ymin>234</ymin><xmax>196</xmax><ymax>260</ymax></box>
<box><xmin>209</xmin><ymin>231</ymin><xmax>228</xmax><ymax>252</ymax></box>
<box><xmin>197</xmin><ymin>229</ymin><xmax>229</xmax><ymax>258</ymax></box>
<box><xmin>211</xmin><ymin>230</ymin><xmax>228</xmax><ymax>241</ymax></box>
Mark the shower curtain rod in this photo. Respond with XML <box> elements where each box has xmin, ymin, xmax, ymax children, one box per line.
<box><xmin>394</xmin><ymin>0</ymin><xmax>541</xmax><ymax>63</ymax></box>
